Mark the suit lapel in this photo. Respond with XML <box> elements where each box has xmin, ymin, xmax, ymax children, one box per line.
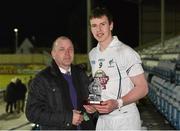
<box><xmin>50</xmin><ymin>61</ymin><xmax>73</xmax><ymax>110</ymax></box>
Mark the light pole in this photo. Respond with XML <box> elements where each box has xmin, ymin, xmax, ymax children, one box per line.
<box><xmin>87</xmin><ymin>0</ymin><xmax>91</xmax><ymax>72</ymax></box>
<box><xmin>161</xmin><ymin>0</ymin><xmax>165</xmax><ymax>47</ymax></box>
<box><xmin>13</xmin><ymin>28</ymin><xmax>18</xmax><ymax>53</ymax></box>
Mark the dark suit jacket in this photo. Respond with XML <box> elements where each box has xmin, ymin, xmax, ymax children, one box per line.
<box><xmin>25</xmin><ymin>60</ymin><xmax>95</xmax><ymax>130</ymax></box>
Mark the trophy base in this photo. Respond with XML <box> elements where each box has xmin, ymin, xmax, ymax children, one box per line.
<box><xmin>84</xmin><ymin>100</ymin><xmax>102</xmax><ymax>105</ymax></box>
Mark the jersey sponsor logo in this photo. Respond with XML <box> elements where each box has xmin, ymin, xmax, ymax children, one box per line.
<box><xmin>94</xmin><ymin>69</ymin><xmax>109</xmax><ymax>89</ymax></box>
<box><xmin>98</xmin><ymin>58</ymin><xmax>105</xmax><ymax>62</ymax></box>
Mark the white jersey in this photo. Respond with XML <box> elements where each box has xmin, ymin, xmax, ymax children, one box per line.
<box><xmin>89</xmin><ymin>36</ymin><xmax>144</xmax><ymax>130</ymax></box>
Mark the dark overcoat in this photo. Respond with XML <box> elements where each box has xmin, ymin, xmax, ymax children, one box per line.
<box><xmin>25</xmin><ymin>60</ymin><xmax>95</xmax><ymax>130</ymax></box>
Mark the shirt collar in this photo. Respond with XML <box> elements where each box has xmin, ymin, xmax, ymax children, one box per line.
<box><xmin>109</xmin><ymin>36</ymin><xmax>121</xmax><ymax>47</ymax></box>
<box><xmin>97</xmin><ymin>36</ymin><xmax>121</xmax><ymax>51</ymax></box>
<box><xmin>59</xmin><ymin>67</ymin><xmax>71</xmax><ymax>74</ymax></box>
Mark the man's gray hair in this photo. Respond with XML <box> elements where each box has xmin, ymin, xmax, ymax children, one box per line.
<box><xmin>51</xmin><ymin>36</ymin><xmax>72</xmax><ymax>50</ymax></box>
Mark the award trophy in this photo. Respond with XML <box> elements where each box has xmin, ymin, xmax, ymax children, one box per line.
<box><xmin>86</xmin><ymin>79</ymin><xmax>102</xmax><ymax>105</ymax></box>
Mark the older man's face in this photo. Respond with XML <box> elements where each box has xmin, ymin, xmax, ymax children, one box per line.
<box><xmin>51</xmin><ymin>39</ymin><xmax>74</xmax><ymax>70</ymax></box>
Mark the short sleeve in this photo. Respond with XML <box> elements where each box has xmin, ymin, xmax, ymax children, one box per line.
<box><xmin>125</xmin><ymin>49</ymin><xmax>144</xmax><ymax>77</ymax></box>
<box><xmin>128</xmin><ymin>63</ymin><xmax>144</xmax><ymax>77</ymax></box>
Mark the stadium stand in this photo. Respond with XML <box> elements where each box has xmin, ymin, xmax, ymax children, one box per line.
<box><xmin>141</xmin><ymin>35</ymin><xmax>180</xmax><ymax>129</ymax></box>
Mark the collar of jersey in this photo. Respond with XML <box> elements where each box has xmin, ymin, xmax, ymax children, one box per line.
<box><xmin>97</xmin><ymin>36</ymin><xmax>122</xmax><ymax>51</ymax></box>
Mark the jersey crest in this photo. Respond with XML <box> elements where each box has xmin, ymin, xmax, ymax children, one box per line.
<box><xmin>94</xmin><ymin>69</ymin><xmax>109</xmax><ymax>89</ymax></box>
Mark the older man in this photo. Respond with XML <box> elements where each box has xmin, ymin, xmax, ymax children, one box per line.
<box><xmin>25</xmin><ymin>36</ymin><xmax>95</xmax><ymax>130</ymax></box>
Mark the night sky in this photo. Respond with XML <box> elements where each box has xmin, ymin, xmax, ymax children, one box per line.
<box><xmin>0</xmin><ymin>0</ymin><xmax>138</xmax><ymax>53</ymax></box>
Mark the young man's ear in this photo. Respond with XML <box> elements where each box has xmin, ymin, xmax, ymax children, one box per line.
<box><xmin>110</xmin><ymin>22</ymin><xmax>113</xmax><ymax>31</ymax></box>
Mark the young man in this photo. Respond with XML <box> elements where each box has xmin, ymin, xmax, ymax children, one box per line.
<box><xmin>25</xmin><ymin>36</ymin><xmax>95</xmax><ymax>130</ymax></box>
<box><xmin>84</xmin><ymin>7</ymin><xmax>148</xmax><ymax>130</ymax></box>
